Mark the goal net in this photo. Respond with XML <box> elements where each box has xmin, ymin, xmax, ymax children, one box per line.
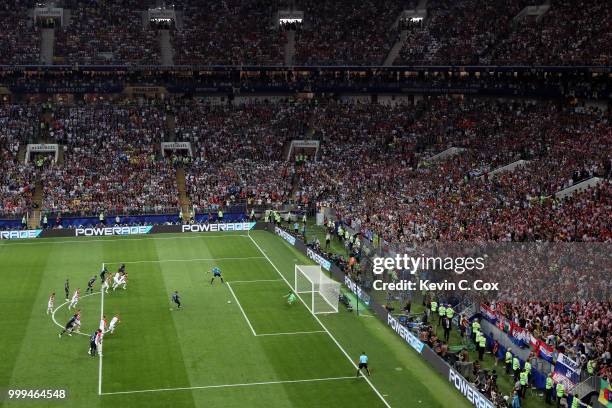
<box><xmin>294</xmin><ymin>265</ymin><xmax>340</xmax><ymax>314</ymax></box>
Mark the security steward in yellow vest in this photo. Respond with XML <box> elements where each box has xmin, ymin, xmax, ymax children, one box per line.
<box><xmin>512</xmin><ymin>356</ymin><xmax>520</xmax><ymax>381</ymax></box>
<box><xmin>519</xmin><ymin>370</ymin><xmax>528</xmax><ymax>398</ymax></box>
<box><xmin>438</xmin><ymin>304</ymin><xmax>446</xmax><ymax>325</ymax></box>
<box><xmin>505</xmin><ymin>349</ymin><xmax>513</xmax><ymax>374</ymax></box>
<box><xmin>545</xmin><ymin>373</ymin><xmax>554</xmax><ymax>404</ymax></box>
<box><xmin>556</xmin><ymin>382</ymin><xmax>565</xmax><ymax>408</ymax></box>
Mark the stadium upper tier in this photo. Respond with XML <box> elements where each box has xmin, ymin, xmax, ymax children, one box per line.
<box><xmin>1</xmin><ymin>0</ymin><xmax>609</xmax><ymax>66</ymax></box>
<box><xmin>1</xmin><ymin>98</ymin><xmax>610</xmax><ymax>244</ymax></box>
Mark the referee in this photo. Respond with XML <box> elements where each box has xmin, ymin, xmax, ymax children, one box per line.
<box><xmin>356</xmin><ymin>352</ymin><xmax>371</xmax><ymax>377</ymax></box>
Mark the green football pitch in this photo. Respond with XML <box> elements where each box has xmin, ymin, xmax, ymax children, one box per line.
<box><xmin>0</xmin><ymin>230</ymin><xmax>471</xmax><ymax>408</ymax></box>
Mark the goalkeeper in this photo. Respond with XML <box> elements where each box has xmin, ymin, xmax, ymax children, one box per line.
<box><xmin>283</xmin><ymin>291</ymin><xmax>297</xmax><ymax>306</ymax></box>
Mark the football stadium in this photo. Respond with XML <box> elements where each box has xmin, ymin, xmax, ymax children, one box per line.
<box><xmin>0</xmin><ymin>1</ymin><xmax>611</xmax><ymax>408</ymax></box>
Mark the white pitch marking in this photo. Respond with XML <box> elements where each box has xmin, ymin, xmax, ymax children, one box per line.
<box><xmin>255</xmin><ymin>331</ymin><xmax>326</xmax><ymax>337</ymax></box>
<box><xmin>101</xmin><ymin>376</ymin><xmax>363</xmax><ymax>396</ymax></box>
<box><xmin>51</xmin><ymin>292</ymin><xmax>100</xmax><ymax>337</ymax></box>
<box><xmin>226</xmin><ymin>282</ymin><xmax>257</xmax><ymax>336</ymax></box>
<box><xmin>228</xmin><ymin>279</ymin><xmax>283</xmax><ymax>284</ymax></box>
<box><xmin>103</xmin><ymin>256</ymin><xmax>265</xmax><ymax>265</ymax></box>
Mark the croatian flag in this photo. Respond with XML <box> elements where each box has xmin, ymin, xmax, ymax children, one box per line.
<box><xmin>539</xmin><ymin>342</ymin><xmax>555</xmax><ymax>363</ymax></box>
<box><xmin>529</xmin><ymin>335</ymin><xmax>540</xmax><ymax>354</ymax></box>
<box><xmin>480</xmin><ymin>304</ymin><xmax>497</xmax><ymax>323</ymax></box>
<box><xmin>511</xmin><ymin>326</ymin><xmax>530</xmax><ymax>346</ymax></box>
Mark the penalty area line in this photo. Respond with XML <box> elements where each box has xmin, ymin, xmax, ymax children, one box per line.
<box><xmin>100</xmin><ymin>376</ymin><xmax>363</xmax><ymax>396</ymax></box>
<box><xmin>228</xmin><ymin>279</ymin><xmax>283</xmax><ymax>284</ymax></box>
<box><xmin>226</xmin><ymin>282</ymin><xmax>257</xmax><ymax>336</ymax></box>
<box><xmin>103</xmin><ymin>256</ymin><xmax>265</xmax><ymax>265</ymax></box>
<box><xmin>255</xmin><ymin>330</ymin><xmax>326</xmax><ymax>337</ymax></box>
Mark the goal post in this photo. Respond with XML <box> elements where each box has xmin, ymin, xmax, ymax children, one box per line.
<box><xmin>294</xmin><ymin>265</ymin><xmax>340</xmax><ymax>314</ymax></box>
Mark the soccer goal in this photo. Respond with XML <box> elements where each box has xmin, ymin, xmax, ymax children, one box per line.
<box><xmin>294</xmin><ymin>265</ymin><xmax>340</xmax><ymax>314</ymax></box>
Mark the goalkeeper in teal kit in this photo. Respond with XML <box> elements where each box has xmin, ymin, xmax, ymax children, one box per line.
<box><xmin>209</xmin><ymin>266</ymin><xmax>224</xmax><ymax>284</ymax></box>
<box><xmin>284</xmin><ymin>290</ymin><xmax>297</xmax><ymax>306</ymax></box>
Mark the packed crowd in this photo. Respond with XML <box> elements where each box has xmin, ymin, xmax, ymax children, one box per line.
<box><xmin>295</xmin><ymin>0</ymin><xmax>401</xmax><ymax>65</ymax></box>
<box><xmin>489</xmin><ymin>0</ymin><xmax>611</xmax><ymax>65</ymax></box>
<box><xmin>397</xmin><ymin>0</ymin><xmax>610</xmax><ymax>66</ymax></box>
<box><xmin>55</xmin><ymin>0</ymin><xmax>159</xmax><ymax>65</ymax></box>
<box><xmin>1</xmin><ymin>0</ymin><xmax>611</xmax><ymax>66</ymax></box>
<box><xmin>298</xmin><ymin>99</ymin><xmax>611</xmax><ymax>247</ymax></box>
<box><xmin>12</xmin><ymin>101</ymin><xmax>178</xmax><ymax>216</ymax></box>
<box><xmin>175</xmin><ymin>99</ymin><xmax>308</xmax><ymax>209</ymax></box>
<box><xmin>492</xmin><ymin>300</ymin><xmax>612</xmax><ymax>379</ymax></box>
<box><xmin>394</xmin><ymin>20</ymin><xmax>433</xmax><ymax>65</ymax></box>
<box><xmin>413</xmin><ymin>237</ymin><xmax>612</xmax><ymax>303</ymax></box>
<box><xmin>172</xmin><ymin>0</ymin><xmax>285</xmax><ymax>65</ymax></box>
<box><xmin>0</xmin><ymin>2</ymin><xmax>40</xmax><ymax>65</ymax></box>
<box><xmin>424</xmin><ymin>0</ymin><xmax>524</xmax><ymax>65</ymax></box>
<box><xmin>0</xmin><ymin>104</ymin><xmax>41</xmax><ymax>217</ymax></box>
<box><xmin>2</xmin><ymin>97</ymin><xmax>609</xmax><ymax>234</ymax></box>
<box><xmin>398</xmin><ymin>0</ymin><xmax>530</xmax><ymax>65</ymax></box>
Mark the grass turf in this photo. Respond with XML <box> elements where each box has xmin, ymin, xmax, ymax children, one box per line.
<box><xmin>0</xmin><ymin>230</ymin><xmax>473</xmax><ymax>408</ymax></box>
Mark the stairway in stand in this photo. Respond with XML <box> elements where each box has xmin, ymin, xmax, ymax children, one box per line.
<box><xmin>40</xmin><ymin>109</ymin><xmax>53</xmax><ymax>142</ymax></box>
<box><xmin>290</xmin><ymin>163</ymin><xmax>303</xmax><ymax>201</ymax></box>
<box><xmin>40</xmin><ymin>27</ymin><xmax>55</xmax><ymax>65</ymax></box>
<box><xmin>384</xmin><ymin>29</ymin><xmax>408</xmax><ymax>66</ymax></box>
<box><xmin>28</xmin><ymin>181</ymin><xmax>43</xmax><ymax>229</ymax></box>
<box><xmin>284</xmin><ymin>29</ymin><xmax>296</xmax><ymax>66</ymax></box>
<box><xmin>18</xmin><ymin>144</ymin><xmax>27</xmax><ymax>163</ymax></box>
<box><xmin>176</xmin><ymin>167</ymin><xmax>191</xmax><ymax>219</ymax></box>
<box><xmin>166</xmin><ymin>114</ymin><xmax>177</xmax><ymax>142</ymax></box>
<box><xmin>159</xmin><ymin>29</ymin><xmax>174</xmax><ymax>66</ymax></box>
<box><xmin>57</xmin><ymin>147</ymin><xmax>64</xmax><ymax>164</ymax></box>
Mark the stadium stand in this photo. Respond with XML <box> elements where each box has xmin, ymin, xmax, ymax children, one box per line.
<box><xmin>493</xmin><ymin>299</ymin><xmax>611</xmax><ymax>370</ymax></box>
<box><xmin>0</xmin><ymin>1</ymin><xmax>610</xmax><ymax>66</ymax></box>
<box><xmin>295</xmin><ymin>0</ymin><xmax>402</xmax><ymax>65</ymax></box>
<box><xmin>0</xmin><ymin>104</ymin><xmax>39</xmax><ymax>217</ymax></box>
<box><xmin>293</xmin><ymin>99</ymin><xmax>611</xmax><ymax>244</ymax></box>
<box><xmin>1</xmin><ymin>98</ymin><xmax>609</xmax><ymax>240</ymax></box>
<box><xmin>172</xmin><ymin>0</ymin><xmax>285</xmax><ymax>65</ymax></box>
<box><xmin>40</xmin><ymin>101</ymin><xmax>178</xmax><ymax>215</ymax></box>
<box><xmin>0</xmin><ymin>3</ymin><xmax>609</xmax><ymax>405</ymax></box>
<box><xmin>0</xmin><ymin>1</ymin><xmax>41</xmax><ymax>65</ymax></box>
<box><xmin>489</xmin><ymin>0</ymin><xmax>611</xmax><ymax>66</ymax></box>
<box><xmin>175</xmin><ymin>100</ymin><xmax>305</xmax><ymax>208</ymax></box>
<box><xmin>55</xmin><ymin>0</ymin><xmax>159</xmax><ymax>65</ymax></box>
<box><xmin>397</xmin><ymin>0</ymin><xmax>528</xmax><ymax>65</ymax></box>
